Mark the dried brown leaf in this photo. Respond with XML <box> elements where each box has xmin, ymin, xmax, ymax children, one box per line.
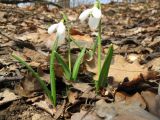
<box><xmin>0</xmin><ymin>89</ymin><xmax>20</xmax><ymax>105</ymax></box>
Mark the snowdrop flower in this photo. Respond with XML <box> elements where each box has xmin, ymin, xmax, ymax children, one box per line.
<box><xmin>48</xmin><ymin>21</ymin><xmax>66</xmax><ymax>42</ymax></box>
<box><xmin>79</xmin><ymin>5</ymin><xmax>102</xmax><ymax>30</ymax></box>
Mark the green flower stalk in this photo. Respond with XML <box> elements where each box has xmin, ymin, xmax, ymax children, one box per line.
<box><xmin>79</xmin><ymin>0</ymin><xmax>113</xmax><ymax>92</ymax></box>
<box><xmin>61</xmin><ymin>13</ymin><xmax>72</xmax><ymax>73</ymax></box>
<box><xmin>79</xmin><ymin>0</ymin><xmax>102</xmax><ymax>90</ymax></box>
<box><xmin>48</xmin><ymin>18</ymin><xmax>66</xmax><ymax>106</ymax></box>
<box><xmin>95</xmin><ymin>0</ymin><xmax>103</xmax><ymax>92</ymax></box>
<box><xmin>49</xmin><ymin>38</ymin><xmax>58</xmax><ymax>106</ymax></box>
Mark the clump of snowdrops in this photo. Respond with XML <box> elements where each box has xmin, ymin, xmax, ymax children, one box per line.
<box><xmin>12</xmin><ymin>0</ymin><xmax>113</xmax><ymax>107</ymax></box>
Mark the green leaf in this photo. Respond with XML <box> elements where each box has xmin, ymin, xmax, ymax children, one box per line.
<box><xmin>12</xmin><ymin>54</ymin><xmax>53</xmax><ymax>103</ymax></box>
<box><xmin>97</xmin><ymin>44</ymin><xmax>113</xmax><ymax>90</ymax></box>
<box><xmin>62</xmin><ymin>13</ymin><xmax>68</xmax><ymax>22</ymax></box>
<box><xmin>90</xmin><ymin>36</ymin><xmax>98</xmax><ymax>58</ymax></box>
<box><xmin>50</xmin><ymin>39</ymin><xmax>58</xmax><ymax>106</ymax></box>
<box><xmin>72</xmin><ymin>47</ymin><xmax>86</xmax><ymax>81</ymax></box>
<box><xmin>54</xmin><ymin>52</ymin><xmax>71</xmax><ymax>80</ymax></box>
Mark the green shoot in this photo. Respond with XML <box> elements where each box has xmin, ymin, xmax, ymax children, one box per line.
<box><xmin>93</xmin><ymin>0</ymin><xmax>113</xmax><ymax>91</ymax></box>
<box><xmin>54</xmin><ymin>47</ymin><xmax>86</xmax><ymax>81</ymax></box>
<box><xmin>54</xmin><ymin>52</ymin><xmax>71</xmax><ymax>80</ymax></box>
<box><xmin>97</xmin><ymin>21</ymin><xmax>102</xmax><ymax>89</ymax></box>
<box><xmin>12</xmin><ymin>38</ymin><xmax>58</xmax><ymax>107</ymax></box>
<box><xmin>96</xmin><ymin>44</ymin><xmax>113</xmax><ymax>91</ymax></box>
<box><xmin>72</xmin><ymin>47</ymin><xmax>86</xmax><ymax>81</ymax></box>
<box><xmin>12</xmin><ymin>54</ymin><xmax>53</xmax><ymax>104</ymax></box>
<box><xmin>96</xmin><ymin>0</ymin><xmax>102</xmax><ymax>81</ymax></box>
<box><xmin>62</xmin><ymin>13</ymin><xmax>72</xmax><ymax>73</ymax></box>
<box><xmin>50</xmin><ymin>38</ymin><xmax>58</xmax><ymax>106</ymax></box>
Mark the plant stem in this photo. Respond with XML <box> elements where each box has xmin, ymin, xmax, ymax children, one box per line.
<box><xmin>96</xmin><ymin>0</ymin><xmax>101</xmax><ymax>9</ymax></box>
<box><xmin>96</xmin><ymin>20</ymin><xmax>102</xmax><ymax>92</ymax></box>
<box><xmin>67</xmin><ymin>27</ymin><xmax>72</xmax><ymax>73</ymax></box>
<box><xmin>62</xmin><ymin>13</ymin><xmax>72</xmax><ymax>73</ymax></box>
<box><xmin>50</xmin><ymin>39</ymin><xmax>58</xmax><ymax>106</ymax></box>
<box><xmin>98</xmin><ymin>21</ymin><xmax>102</xmax><ymax>77</ymax></box>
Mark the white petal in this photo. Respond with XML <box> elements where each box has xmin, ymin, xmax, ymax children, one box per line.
<box><xmin>92</xmin><ymin>7</ymin><xmax>102</xmax><ymax>19</ymax></box>
<box><xmin>88</xmin><ymin>16</ymin><xmax>100</xmax><ymax>30</ymax></box>
<box><xmin>79</xmin><ymin>9</ymin><xmax>92</xmax><ymax>22</ymax></box>
<box><xmin>56</xmin><ymin>22</ymin><xmax>66</xmax><ymax>41</ymax></box>
<box><xmin>56</xmin><ymin>31</ymin><xmax>65</xmax><ymax>43</ymax></box>
<box><xmin>48</xmin><ymin>24</ymin><xmax>58</xmax><ymax>34</ymax></box>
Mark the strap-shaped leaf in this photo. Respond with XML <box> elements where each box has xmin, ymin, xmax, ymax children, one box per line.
<box><xmin>97</xmin><ymin>44</ymin><xmax>113</xmax><ymax>89</ymax></box>
<box><xmin>12</xmin><ymin>54</ymin><xmax>53</xmax><ymax>103</ymax></box>
<box><xmin>50</xmin><ymin>38</ymin><xmax>58</xmax><ymax>106</ymax></box>
<box><xmin>72</xmin><ymin>47</ymin><xmax>86</xmax><ymax>81</ymax></box>
<box><xmin>62</xmin><ymin>13</ymin><xmax>68</xmax><ymax>22</ymax></box>
<box><xmin>54</xmin><ymin>52</ymin><xmax>71</xmax><ymax>80</ymax></box>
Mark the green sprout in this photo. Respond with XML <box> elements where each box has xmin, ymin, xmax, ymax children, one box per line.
<box><xmin>12</xmin><ymin>0</ymin><xmax>114</xmax><ymax>108</ymax></box>
<box><xmin>58</xmin><ymin>13</ymin><xmax>86</xmax><ymax>82</ymax></box>
<box><xmin>95</xmin><ymin>0</ymin><xmax>113</xmax><ymax>91</ymax></box>
<box><xmin>12</xmin><ymin>20</ymin><xmax>61</xmax><ymax>107</ymax></box>
<box><xmin>12</xmin><ymin>39</ymin><xmax>58</xmax><ymax>107</ymax></box>
<box><xmin>55</xmin><ymin>47</ymin><xmax>86</xmax><ymax>81</ymax></box>
<box><xmin>79</xmin><ymin>0</ymin><xmax>113</xmax><ymax>91</ymax></box>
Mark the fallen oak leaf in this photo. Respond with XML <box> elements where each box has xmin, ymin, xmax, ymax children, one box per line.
<box><xmin>86</xmin><ymin>55</ymin><xmax>149</xmax><ymax>83</ymax></box>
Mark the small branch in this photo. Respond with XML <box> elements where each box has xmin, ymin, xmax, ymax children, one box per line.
<box><xmin>0</xmin><ymin>76</ymin><xmax>23</xmax><ymax>83</ymax></box>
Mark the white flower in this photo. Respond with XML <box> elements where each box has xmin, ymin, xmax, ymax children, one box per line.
<box><xmin>79</xmin><ymin>6</ymin><xmax>102</xmax><ymax>30</ymax></box>
<box><xmin>48</xmin><ymin>21</ymin><xmax>66</xmax><ymax>41</ymax></box>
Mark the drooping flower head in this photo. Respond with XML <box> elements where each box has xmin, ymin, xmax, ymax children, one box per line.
<box><xmin>79</xmin><ymin>0</ymin><xmax>102</xmax><ymax>30</ymax></box>
<box><xmin>48</xmin><ymin>19</ymin><xmax>66</xmax><ymax>42</ymax></box>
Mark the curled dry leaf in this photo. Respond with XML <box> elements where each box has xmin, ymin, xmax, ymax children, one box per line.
<box><xmin>0</xmin><ymin>89</ymin><xmax>20</xmax><ymax>105</ymax></box>
<box><xmin>68</xmin><ymin>90</ymin><xmax>79</xmax><ymax>104</ymax></box>
<box><xmin>147</xmin><ymin>57</ymin><xmax>160</xmax><ymax>73</ymax></box>
<box><xmin>148</xmin><ymin>36</ymin><xmax>160</xmax><ymax>48</ymax></box>
<box><xmin>33</xmin><ymin>100</ymin><xmax>55</xmax><ymax>115</ymax></box>
<box><xmin>54</xmin><ymin>100</ymin><xmax>66</xmax><ymax>120</ymax></box>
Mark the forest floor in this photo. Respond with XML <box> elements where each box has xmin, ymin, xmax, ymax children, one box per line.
<box><xmin>0</xmin><ymin>1</ymin><xmax>160</xmax><ymax>120</ymax></box>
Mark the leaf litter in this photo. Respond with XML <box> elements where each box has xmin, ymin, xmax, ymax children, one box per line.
<box><xmin>0</xmin><ymin>1</ymin><xmax>160</xmax><ymax>120</ymax></box>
